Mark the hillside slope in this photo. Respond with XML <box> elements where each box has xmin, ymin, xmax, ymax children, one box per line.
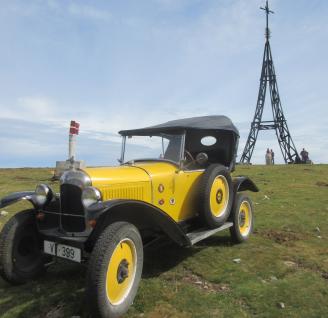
<box><xmin>0</xmin><ymin>165</ymin><xmax>327</xmax><ymax>317</ymax></box>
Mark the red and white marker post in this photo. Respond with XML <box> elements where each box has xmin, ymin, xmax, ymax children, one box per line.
<box><xmin>69</xmin><ymin>120</ymin><xmax>80</xmax><ymax>161</ymax></box>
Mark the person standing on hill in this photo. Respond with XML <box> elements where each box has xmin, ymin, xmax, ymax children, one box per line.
<box><xmin>271</xmin><ymin>149</ymin><xmax>275</xmax><ymax>164</ymax></box>
<box><xmin>265</xmin><ymin>148</ymin><xmax>272</xmax><ymax>165</ymax></box>
<box><xmin>300</xmin><ymin>148</ymin><xmax>309</xmax><ymax>162</ymax></box>
<box><xmin>300</xmin><ymin>148</ymin><xmax>312</xmax><ymax>164</ymax></box>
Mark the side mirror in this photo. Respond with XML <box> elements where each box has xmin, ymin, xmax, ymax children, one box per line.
<box><xmin>195</xmin><ymin>152</ymin><xmax>208</xmax><ymax>165</ymax></box>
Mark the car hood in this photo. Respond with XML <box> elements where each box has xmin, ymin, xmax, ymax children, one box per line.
<box><xmin>84</xmin><ymin>162</ymin><xmax>177</xmax><ymax>188</ymax></box>
<box><xmin>84</xmin><ymin>165</ymin><xmax>150</xmax><ymax>188</ymax></box>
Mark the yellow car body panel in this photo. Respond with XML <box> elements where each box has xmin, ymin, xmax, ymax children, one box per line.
<box><xmin>84</xmin><ymin>166</ymin><xmax>152</xmax><ymax>203</ymax></box>
<box><xmin>84</xmin><ymin>162</ymin><xmax>204</xmax><ymax>223</ymax></box>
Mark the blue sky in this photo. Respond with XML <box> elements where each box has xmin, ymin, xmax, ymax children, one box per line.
<box><xmin>0</xmin><ymin>0</ymin><xmax>327</xmax><ymax>167</ymax></box>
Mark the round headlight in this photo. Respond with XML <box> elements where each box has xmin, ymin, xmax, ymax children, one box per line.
<box><xmin>82</xmin><ymin>187</ymin><xmax>102</xmax><ymax>209</ymax></box>
<box><xmin>35</xmin><ymin>184</ymin><xmax>53</xmax><ymax>206</ymax></box>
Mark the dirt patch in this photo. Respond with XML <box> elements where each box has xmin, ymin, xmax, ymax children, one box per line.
<box><xmin>259</xmin><ymin>229</ymin><xmax>302</xmax><ymax>245</ymax></box>
<box><xmin>283</xmin><ymin>261</ymin><xmax>297</xmax><ymax>268</ymax></box>
<box><xmin>13</xmin><ymin>176</ymin><xmax>34</xmax><ymax>181</ymax></box>
<box><xmin>321</xmin><ymin>272</ymin><xmax>328</xmax><ymax>280</ymax></box>
<box><xmin>315</xmin><ymin>181</ymin><xmax>328</xmax><ymax>187</ymax></box>
<box><xmin>142</xmin><ymin>303</ymin><xmax>191</xmax><ymax>318</ymax></box>
<box><xmin>181</xmin><ymin>270</ymin><xmax>230</xmax><ymax>293</ymax></box>
<box><xmin>44</xmin><ymin>303</ymin><xmax>65</xmax><ymax>318</ymax></box>
<box><xmin>283</xmin><ymin>259</ymin><xmax>328</xmax><ymax>281</ymax></box>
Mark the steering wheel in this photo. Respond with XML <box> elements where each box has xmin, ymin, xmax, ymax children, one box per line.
<box><xmin>184</xmin><ymin>150</ymin><xmax>195</xmax><ymax>167</ymax></box>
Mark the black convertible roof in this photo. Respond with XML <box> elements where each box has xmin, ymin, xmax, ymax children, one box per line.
<box><xmin>119</xmin><ymin>115</ymin><xmax>239</xmax><ymax>136</ymax></box>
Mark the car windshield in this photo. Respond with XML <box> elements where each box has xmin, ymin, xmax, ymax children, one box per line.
<box><xmin>122</xmin><ymin>133</ymin><xmax>184</xmax><ymax>164</ymax></box>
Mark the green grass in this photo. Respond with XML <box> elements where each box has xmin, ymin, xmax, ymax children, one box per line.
<box><xmin>0</xmin><ymin>165</ymin><xmax>328</xmax><ymax>317</ymax></box>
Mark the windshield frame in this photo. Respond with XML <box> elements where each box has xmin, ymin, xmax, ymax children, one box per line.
<box><xmin>119</xmin><ymin>131</ymin><xmax>186</xmax><ymax>168</ymax></box>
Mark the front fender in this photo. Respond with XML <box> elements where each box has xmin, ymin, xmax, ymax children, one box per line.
<box><xmin>0</xmin><ymin>191</ymin><xmax>36</xmax><ymax>209</ymax></box>
<box><xmin>233</xmin><ymin>176</ymin><xmax>259</xmax><ymax>193</ymax></box>
<box><xmin>86</xmin><ymin>200</ymin><xmax>190</xmax><ymax>247</ymax></box>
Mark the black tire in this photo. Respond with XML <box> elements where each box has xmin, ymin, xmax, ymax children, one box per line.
<box><xmin>87</xmin><ymin>222</ymin><xmax>143</xmax><ymax>318</ymax></box>
<box><xmin>199</xmin><ymin>164</ymin><xmax>233</xmax><ymax>228</ymax></box>
<box><xmin>229</xmin><ymin>193</ymin><xmax>254</xmax><ymax>243</ymax></box>
<box><xmin>0</xmin><ymin>210</ymin><xmax>46</xmax><ymax>285</ymax></box>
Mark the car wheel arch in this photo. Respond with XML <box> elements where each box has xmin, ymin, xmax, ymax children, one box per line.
<box><xmin>86</xmin><ymin>200</ymin><xmax>190</xmax><ymax>251</ymax></box>
<box><xmin>0</xmin><ymin>191</ymin><xmax>37</xmax><ymax>210</ymax></box>
<box><xmin>233</xmin><ymin>176</ymin><xmax>259</xmax><ymax>194</ymax></box>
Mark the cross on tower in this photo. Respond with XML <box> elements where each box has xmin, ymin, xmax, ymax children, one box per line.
<box><xmin>239</xmin><ymin>0</ymin><xmax>300</xmax><ymax>164</ymax></box>
<box><xmin>260</xmin><ymin>0</ymin><xmax>274</xmax><ymax>41</ymax></box>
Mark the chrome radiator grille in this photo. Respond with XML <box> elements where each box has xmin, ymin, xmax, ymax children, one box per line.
<box><xmin>60</xmin><ymin>184</ymin><xmax>85</xmax><ymax>232</ymax></box>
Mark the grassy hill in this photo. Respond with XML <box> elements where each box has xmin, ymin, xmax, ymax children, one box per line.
<box><xmin>0</xmin><ymin>165</ymin><xmax>327</xmax><ymax>317</ymax></box>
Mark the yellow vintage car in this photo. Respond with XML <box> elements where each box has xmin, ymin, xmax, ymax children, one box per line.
<box><xmin>0</xmin><ymin>116</ymin><xmax>258</xmax><ymax>318</ymax></box>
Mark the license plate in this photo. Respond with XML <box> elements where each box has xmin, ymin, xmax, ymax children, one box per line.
<box><xmin>44</xmin><ymin>240</ymin><xmax>81</xmax><ymax>263</ymax></box>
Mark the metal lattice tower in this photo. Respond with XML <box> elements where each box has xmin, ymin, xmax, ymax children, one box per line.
<box><xmin>240</xmin><ymin>0</ymin><xmax>300</xmax><ymax>164</ymax></box>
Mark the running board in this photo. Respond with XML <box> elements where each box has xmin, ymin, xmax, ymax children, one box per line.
<box><xmin>186</xmin><ymin>222</ymin><xmax>233</xmax><ymax>245</ymax></box>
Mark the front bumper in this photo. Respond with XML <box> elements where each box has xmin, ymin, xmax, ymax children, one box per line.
<box><xmin>39</xmin><ymin>228</ymin><xmax>91</xmax><ymax>263</ymax></box>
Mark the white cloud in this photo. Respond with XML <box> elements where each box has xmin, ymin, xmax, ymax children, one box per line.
<box><xmin>0</xmin><ymin>136</ymin><xmax>62</xmax><ymax>157</ymax></box>
<box><xmin>179</xmin><ymin>1</ymin><xmax>261</xmax><ymax>56</ymax></box>
<box><xmin>0</xmin><ymin>96</ymin><xmax>61</xmax><ymax>125</ymax></box>
<box><xmin>17</xmin><ymin>97</ymin><xmax>55</xmax><ymax>117</ymax></box>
